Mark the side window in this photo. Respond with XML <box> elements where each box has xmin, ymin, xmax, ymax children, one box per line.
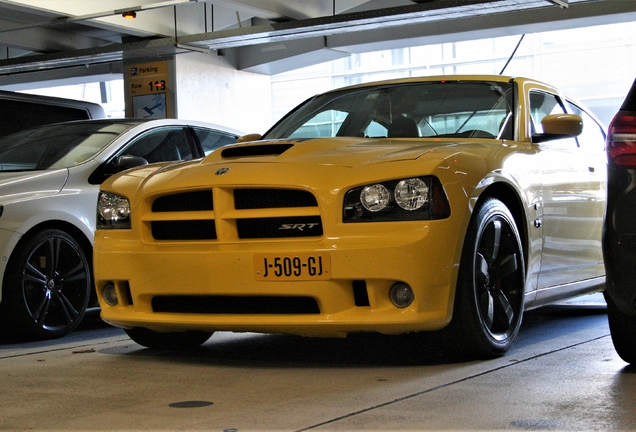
<box><xmin>193</xmin><ymin>127</ymin><xmax>237</xmax><ymax>156</ymax></box>
<box><xmin>529</xmin><ymin>91</ymin><xmax>566</xmax><ymax>133</ymax></box>
<box><xmin>529</xmin><ymin>91</ymin><xmax>577</xmax><ymax>149</ymax></box>
<box><xmin>567</xmin><ymin>102</ymin><xmax>606</xmax><ymax>155</ymax></box>
<box><xmin>120</xmin><ymin>127</ymin><xmax>193</xmax><ymax>163</ymax></box>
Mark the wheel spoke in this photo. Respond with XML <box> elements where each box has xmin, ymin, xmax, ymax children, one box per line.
<box><xmin>50</xmin><ymin>290</ymin><xmax>78</xmax><ymax>324</ymax></box>
<box><xmin>32</xmin><ymin>292</ymin><xmax>52</xmax><ymax>325</ymax></box>
<box><xmin>479</xmin><ymin>290</ymin><xmax>495</xmax><ymax>328</ymax></box>
<box><xmin>492</xmin><ymin>253</ymin><xmax>518</xmax><ymax>280</ymax></box>
<box><xmin>23</xmin><ymin>262</ymin><xmax>47</xmax><ymax>285</ymax></box>
<box><xmin>493</xmin><ymin>289</ymin><xmax>515</xmax><ymax>329</ymax></box>
<box><xmin>476</xmin><ymin>253</ymin><xmax>489</xmax><ymax>284</ymax></box>
<box><xmin>488</xmin><ymin>220</ymin><xmax>502</xmax><ymax>263</ymax></box>
<box><xmin>41</xmin><ymin>238</ymin><xmax>54</xmax><ymax>279</ymax></box>
<box><xmin>62</xmin><ymin>261</ymin><xmax>88</xmax><ymax>283</ymax></box>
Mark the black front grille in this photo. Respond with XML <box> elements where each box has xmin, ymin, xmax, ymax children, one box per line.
<box><xmin>152</xmin><ymin>190</ymin><xmax>213</xmax><ymax>212</ymax></box>
<box><xmin>152</xmin><ymin>220</ymin><xmax>217</xmax><ymax>240</ymax></box>
<box><xmin>152</xmin><ymin>295</ymin><xmax>320</xmax><ymax>314</ymax></box>
<box><xmin>237</xmin><ymin>216</ymin><xmax>322</xmax><ymax>239</ymax></box>
<box><xmin>234</xmin><ymin>189</ymin><xmax>318</xmax><ymax>209</ymax></box>
<box><xmin>148</xmin><ymin>188</ymin><xmax>322</xmax><ymax>241</ymax></box>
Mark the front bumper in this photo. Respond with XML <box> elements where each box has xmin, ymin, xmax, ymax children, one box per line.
<box><xmin>94</xmin><ymin>218</ymin><xmax>463</xmax><ymax>337</ymax></box>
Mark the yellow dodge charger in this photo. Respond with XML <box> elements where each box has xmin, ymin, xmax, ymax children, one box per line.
<box><xmin>94</xmin><ymin>75</ymin><xmax>607</xmax><ymax>358</ymax></box>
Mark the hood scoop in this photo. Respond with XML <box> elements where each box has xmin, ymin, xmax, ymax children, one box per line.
<box><xmin>222</xmin><ymin>143</ymin><xmax>294</xmax><ymax>158</ymax></box>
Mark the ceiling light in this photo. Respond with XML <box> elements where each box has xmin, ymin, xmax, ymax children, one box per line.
<box><xmin>122</xmin><ymin>11</ymin><xmax>136</xmax><ymax>19</ymax></box>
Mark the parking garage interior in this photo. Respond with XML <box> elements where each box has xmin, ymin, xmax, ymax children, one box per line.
<box><xmin>1</xmin><ymin>1</ymin><xmax>636</xmax><ymax>430</ymax></box>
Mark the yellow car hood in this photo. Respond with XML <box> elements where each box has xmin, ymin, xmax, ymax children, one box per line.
<box><xmin>105</xmin><ymin>137</ymin><xmax>492</xmax><ymax>197</ymax></box>
<box><xmin>205</xmin><ymin>137</ymin><xmax>454</xmax><ymax>167</ymax></box>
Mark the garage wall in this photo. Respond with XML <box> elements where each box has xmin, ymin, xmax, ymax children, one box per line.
<box><xmin>272</xmin><ymin>21</ymin><xmax>636</xmax><ymax>127</ymax></box>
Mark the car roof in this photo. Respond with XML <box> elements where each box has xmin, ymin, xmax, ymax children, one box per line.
<box><xmin>12</xmin><ymin>118</ymin><xmax>243</xmax><ymax>137</ymax></box>
<box><xmin>323</xmin><ymin>74</ymin><xmax>521</xmax><ymax>94</ymax></box>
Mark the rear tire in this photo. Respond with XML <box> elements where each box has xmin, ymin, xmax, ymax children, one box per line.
<box><xmin>604</xmin><ymin>292</ymin><xmax>636</xmax><ymax>364</ymax></box>
<box><xmin>445</xmin><ymin>198</ymin><xmax>525</xmax><ymax>359</ymax></box>
<box><xmin>125</xmin><ymin>327</ymin><xmax>213</xmax><ymax>350</ymax></box>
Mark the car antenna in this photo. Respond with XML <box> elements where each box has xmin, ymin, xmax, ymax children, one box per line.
<box><xmin>500</xmin><ymin>34</ymin><xmax>526</xmax><ymax>75</ymax></box>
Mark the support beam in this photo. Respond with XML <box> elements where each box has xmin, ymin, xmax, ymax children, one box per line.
<box><xmin>0</xmin><ymin>0</ymin><xmax>634</xmax><ymax>77</ymax></box>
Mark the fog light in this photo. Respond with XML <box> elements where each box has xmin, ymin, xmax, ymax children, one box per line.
<box><xmin>390</xmin><ymin>282</ymin><xmax>414</xmax><ymax>308</ymax></box>
<box><xmin>102</xmin><ymin>282</ymin><xmax>118</xmax><ymax>306</ymax></box>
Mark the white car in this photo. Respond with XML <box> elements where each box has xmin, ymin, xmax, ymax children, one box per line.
<box><xmin>0</xmin><ymin>118</ymin><xmax>241</xmax><ymax>340</ymax></box>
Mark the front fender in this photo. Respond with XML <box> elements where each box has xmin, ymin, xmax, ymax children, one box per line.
<box><xmin>439</xmin><ymin>146</ymin><xmax>542</xmax><ymax>298</ymax></box>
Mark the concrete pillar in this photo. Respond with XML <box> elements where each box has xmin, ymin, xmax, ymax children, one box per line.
<box><xmin>175</xmin><ymin>51</ymin><xmax>272</xmax><ymax>135</ymax></box>
<box><xmin>123</xmin><ymin>51</ymin><xmax>272</xmax><ymax>135</ymax></box>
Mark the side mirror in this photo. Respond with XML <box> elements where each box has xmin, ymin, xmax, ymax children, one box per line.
<box><xmin>87</xmin><ymin>155</ymin><xmax>150</xmax><ymax>185</ymax></box>
<box><xmin>116</xmin><ymin>155</ymin><xmax>149</xmax><ymax>170</ymax></box>
<box><xmin>237</xmin><ymin>133</ymin><xmax>262</xmax><ymax>143</ymax></box>
<box><xmin>532</xmin><ymin>114</ymin><xmax>583</xmax><ymax>144</ymax></box>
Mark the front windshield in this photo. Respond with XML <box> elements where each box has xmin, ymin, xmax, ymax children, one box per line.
<box><xmin>0</xmin><ymin>121</ymin><xmax>136</xmax><ymax>172</ymax></box>
<box><xmin>263</xmin><ymin>81</ymin><xmax>513</xmax><ymax>141</ymax></box>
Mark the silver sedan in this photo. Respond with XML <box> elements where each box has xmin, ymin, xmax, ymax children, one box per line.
<box><xmin>0</xmin><ymin>118</ymin><xmax>241</xmax><ymax>340</ymax></box>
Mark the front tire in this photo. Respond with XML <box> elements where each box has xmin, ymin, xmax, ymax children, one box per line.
<box><xmin>0</xmin><ymin>228</ymin><xmax>91</xmax><ymax>340</ymax></box>
<box><xmin>604</xmin><ymin>292</ymin><xmax>636</xmax><ymax>364</ymax></box>
<box><xmin>446</xmin><ymin>198</ymin><xmax>525</xmax><ymax>359</ymax></box>
<box><xmin>125</xmin><ymin>327</ymin><xmax>213</xmax><ymax>350</ymax></box>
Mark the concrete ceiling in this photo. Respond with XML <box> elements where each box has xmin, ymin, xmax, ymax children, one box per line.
<box><xmin>1</xmin><ymin>0</ymin><xmax>636</xmax><ymax>89</ymax></box>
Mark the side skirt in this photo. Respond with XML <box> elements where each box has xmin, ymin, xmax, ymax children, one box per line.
<box><xmin>524</xmin><ymin>276</ymin><xmax>605</xmax><ymax>311</ymax></box>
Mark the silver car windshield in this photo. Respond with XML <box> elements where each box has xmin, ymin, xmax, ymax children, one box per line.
<box><xmin>0</xmin><ymin>121</ymin><xmax>136</xmax><ymax>172</ymax></box>
<box><xmin>263</xmin><ymin>81</ymin><xmax>514</xmax><ymax>141</ymax></box>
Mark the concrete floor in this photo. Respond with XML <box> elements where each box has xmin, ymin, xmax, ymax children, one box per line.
<box><xmin>1</xmin><ymin>293</ymin><xmax>634</xmax><ymax>431</ymax></box>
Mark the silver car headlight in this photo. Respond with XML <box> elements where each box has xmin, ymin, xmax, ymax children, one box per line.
<box><xmin>97</xmin><ymin>192</ymin><xmax>131</xmax><ymax>229</ymax></box>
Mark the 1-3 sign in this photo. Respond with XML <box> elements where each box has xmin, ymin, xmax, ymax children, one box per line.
<box><xmin>149</xmin><ymin>80</ymin><xmax>166</xmax><ymax>92</ymax></box>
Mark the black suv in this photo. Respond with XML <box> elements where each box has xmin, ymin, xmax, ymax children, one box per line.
<box><xmin>604</xmin><ymin>78</ymin><xmax>636</xmax><ymax>364</ymax></box>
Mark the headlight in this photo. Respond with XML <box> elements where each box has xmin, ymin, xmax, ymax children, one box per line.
<box><xmin>97</xmin><ymin>192</ymin><xmax>131</xmax><ymax>229</ymax></box>
<box><xmin>343</xmin><ymin>176</ymin><xmax>450</xmax><ymax>222</ymax></box>
<box><xmin>360</xmin><ymin>184</ymin><xmax>390</xmax><ymax>212</ymax></box>
<box><xmin>395</xmin><ymin>178</ymin><xmax>428</xmax><ymax>210</ymax></box>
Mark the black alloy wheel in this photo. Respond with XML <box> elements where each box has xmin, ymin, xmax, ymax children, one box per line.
<box><xmin>446</xmin><ymin>198</ymin><xmax>525</xmax><ymax>359</ymax></box>
<box><xmin>125</xmin><ymin>327</ymin><xmax>213</xmax><ymax>350</ymax></box>
<box><xmin>0</xmin><ymin>229</ymin><xmax>91</xmax><ymax>340</ymax></box>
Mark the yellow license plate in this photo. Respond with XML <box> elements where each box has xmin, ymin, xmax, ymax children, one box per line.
<box><xmin>254</xmin><ymin>253</ymin><xmax>331</xmax><ymax>280</ymax></box>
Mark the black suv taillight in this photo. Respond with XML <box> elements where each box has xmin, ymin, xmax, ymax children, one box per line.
<box><xmin>607</xmin><ymin>112</ymin><xmax>636</xmax><ymax>167</ymax></box>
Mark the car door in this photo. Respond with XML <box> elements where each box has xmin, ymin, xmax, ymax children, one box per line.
<box><xmin>529</xmin><ymin>91</ymin><xmax>602</xmax><ymax>288</ymax></box>
<box><xmin>566</xmin><ymin>101</ymin><xmax>607</xmax><ymax>278</ymax></box>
